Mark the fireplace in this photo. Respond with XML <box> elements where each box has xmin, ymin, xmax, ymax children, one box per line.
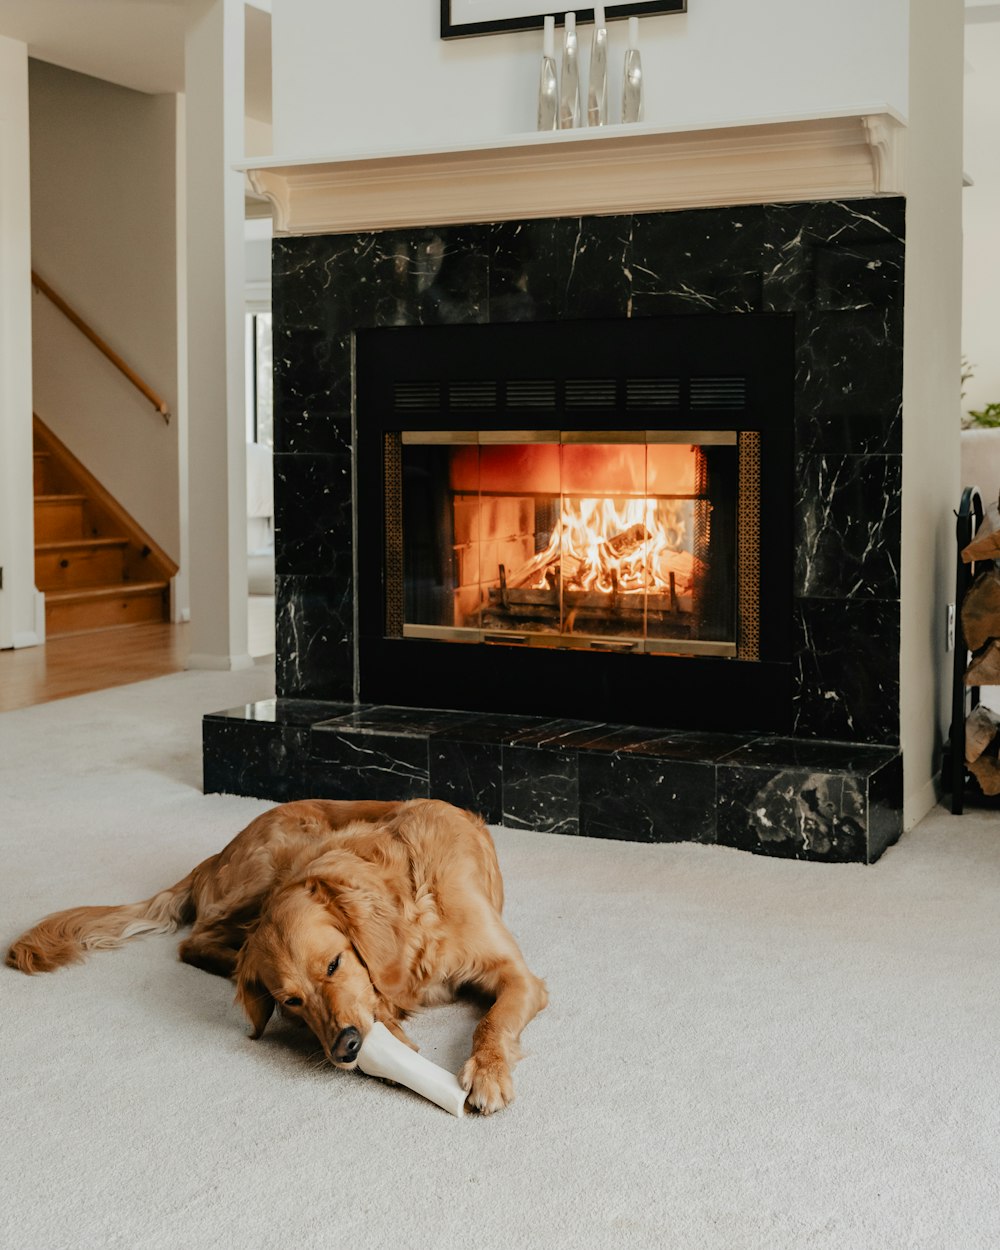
<box><xmin>204</xmin><ymin>195</ymin><xmax>905</xmax><ymax>863</ymax></box>
<box><xmin>356</xmin><ymin>315</ymin><xmax>792</xmax><ymax>730</ymax></box>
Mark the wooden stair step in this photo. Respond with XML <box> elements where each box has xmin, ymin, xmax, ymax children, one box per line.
<box><xmin>44</xmin><ymin>580</ymin><xmax>170</xmax><ymax>637</ymax></box>
<box><xmin>35</xmin><ymin>537</ymin><xmax>131</xmax><ymax>591</ymax></box>
<box><xmin>33</xmin><ymin>451</ymin><xmax>52</xmax><ymax>494</ymax></box>
<box><xmin>34</xmin><ymin>494</ymin><xmax>89</xmax><ymax>542</ymax></box>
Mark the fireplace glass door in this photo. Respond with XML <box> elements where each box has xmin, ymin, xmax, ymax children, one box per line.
<box><xmin>388</xmin><ymin>430</ymin><xmax>757</xmax><ymax>658</ymax></box>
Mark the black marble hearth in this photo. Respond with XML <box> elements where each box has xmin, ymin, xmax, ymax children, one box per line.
<box><xmin>205</xmin><ymin>196</ymin><xmax>906</xmax><ymax>862</ymax></box>
<box><xmin>204</xmin><ymin>699</ymin><xmax>901</xmax><ymax>864</ymax></box>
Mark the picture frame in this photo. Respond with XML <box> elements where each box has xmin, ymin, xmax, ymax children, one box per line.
<box><xmin>441</xmin><ymin>2</ymin><xmax>686</xmax><ymax>40</ymax></box>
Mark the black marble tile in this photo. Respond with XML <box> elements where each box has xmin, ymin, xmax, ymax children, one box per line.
<box><xmin>317</xmin><ymin>705</ymin><xmax>476</xmax><ymax>736</ymax></box>
<box><xmin>760</xmin><ymin>198</ymin><xmax>904</xmax><ymax>315</ymax></box>
<box><xmin>272</xmin><ymin>327</ymin><xmax>351</xmax><ymax>430</ymax></box>
<box><xmin>554</xmin><ymin>214</ymin><xmax>633</xmax><ymax>320</ymax></box>
<box><xmin>579</xmin><ymin>752</ymin><xmax>716</xmax><ymax>843</ymax></box>
<box><xmin>501</xmin><ymin>745</ymin><xmax>578</xmax><ymax>835</ymax></box>
<box><xmin>427</xmin><ymin>711</ymin><xmax>562</xmax><ymax>746</ymax></box>
<box><xmin>274</xmin><ymin>384</ymin><xmax>352</xmax><ymax>457</ymax></box>
<box><xmin>429</xmin><ymin>739</ymin><xmax>503</xmax><ymax>824</ymax></box>
<box><xmin>631</xmin><ymin>205</ymin><xmax>767</xmax><ymax>316</ymax></box>
<box><xmin>488</xmin><ymin>219</ymin><xmax>562</xmax><ymax>322</ymax></box>
<box><xmin>716</xmin><ymin>762</ymin><xmax>868</xmax><ymax>862</ymax></box>
<box><xmin>204</xmin><ymin>698</ymin><xmax>357</xmax><ymax>727</ymax></box>
<box><xmin>203</xmin><ymin>718</ymin><xmax>313</xmax><ymax>803</ymax></box>
<box><xmin>794</xmin><ymin>453</ymin><xmax>902</xmax><ymax>599</ymax></box>
<box><xmin>504</xmin><ymin>719</ymin><xmax>611</xmax><ymax>750</ymax></box>
<box><xmin>795</xmin><ymin>309</ymin><xmax>904</xmax><ymax>453</ymax></box>
<box><xmin>868</xmin><ymin>753</ymin><xmax>904</xmax><ymax>862</ymax></box>
<box><xmin>308</xmin><ymin>726</ymin><xmax>430</xmax><ymax>801</ymax></box>
<box><xmin>274</xmin><ymin>452</ymin><xmax>353</xmax><ymax>577</ymax></box>
<box><xmin>274</xmin><ymin>575</ymin><xmax>353</xmax><ymax>702</ymax></box>
<box><xmin>793</xmin><ymin>599</ymin><xmax>900</xmax><ymax>745</ymax></box>
<box><xmin>719</xmin><ymin>735</ymin><xmax>897</xmax><ymax>774</ymax></box>
<box><xmin>621</xmin><ymin>730</ymin><xmax>760</xmax><ymax>763</ymax></box>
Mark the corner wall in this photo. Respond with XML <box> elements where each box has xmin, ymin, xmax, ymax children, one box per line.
<box><xmin>900</xmin><ymin>0</ymin><xmax>964</xmax><ymax>827</ymax></box>
<box><xmin>28</xmin><ymin>59</ymin><xmax>180</xmax><ymax>566</ymax></box>
<box><xmin>0</xmin><ymin>36</ymin><xmax>40</xmax><ymax>649</ymax></box>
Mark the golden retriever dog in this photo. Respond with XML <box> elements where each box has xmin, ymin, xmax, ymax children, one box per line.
<box><xmin>6</xmin><ymin>798</ymin><xmax>547</xmax><ymax>1114</ymax></box>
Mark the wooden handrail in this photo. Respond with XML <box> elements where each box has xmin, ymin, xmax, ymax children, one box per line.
<box><xmin>31</xmin><ymin>269</ymin><xmax>171</xmax><ymax>423</ymax></box>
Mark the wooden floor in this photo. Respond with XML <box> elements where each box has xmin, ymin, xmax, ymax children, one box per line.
<box><xmin>0</xmin><ymin>596</ymin><xmax>276</xmax><ymax>714</ymax></box>
<box><xmin>0</xmin><ymin>621</ymin><xmax>191</xmax><ymax>713</ymax></box>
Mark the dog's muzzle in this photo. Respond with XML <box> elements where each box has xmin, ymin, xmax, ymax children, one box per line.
<box><xmin>331</xmin><ymin>1026</ymin><xmax>362</xmax><ymax>1065</ymax></box>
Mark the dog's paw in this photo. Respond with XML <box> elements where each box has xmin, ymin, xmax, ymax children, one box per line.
<box><xmin>459</xmin><ymin>1052</ymin><xmax>514</xmax><ymax>1115</ymax></box>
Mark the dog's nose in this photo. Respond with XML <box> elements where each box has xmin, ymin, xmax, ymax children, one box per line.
<box><xmin>332</xmin><ymin>1026</ymin><xmax>362</xmax><ymax>1063</ymax></box>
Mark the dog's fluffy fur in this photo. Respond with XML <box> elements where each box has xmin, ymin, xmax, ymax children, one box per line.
<box><xmin>6</xmin><ymin>799</ymin><xmax>547</xmax><ymax>1113</ymax></box>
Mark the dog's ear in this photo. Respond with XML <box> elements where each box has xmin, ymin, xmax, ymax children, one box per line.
<box><xmin>307</xmin><ymin>875</ymin><xmax>403</xmax><ymax>998</ymax></box>
<box><xmin>234</xmin><ymin>940</ymin><xmax>276</xmax><ymax>1039</ymax></box>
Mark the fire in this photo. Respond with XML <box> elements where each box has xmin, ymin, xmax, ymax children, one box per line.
<box><xmin>510</xmin><ymin>495</ymin><xmax>695</xmax><ymax>597</ymax></box>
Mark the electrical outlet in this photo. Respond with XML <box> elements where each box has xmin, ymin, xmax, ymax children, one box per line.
<box><xmin>946</xmin><ymin>603</ymin><xmax>956</xmax><ymax>652</ymax></box>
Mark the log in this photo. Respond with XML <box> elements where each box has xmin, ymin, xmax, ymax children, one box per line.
<box><xmin>966</xmin><ymin>639</ymin><xmax>1000</xmax><ymax>687</ymax></box>
<box><xmin>969</xmin><ymin>753</ymin><xmax>1000</xmax><ymax>797</ymax></box>
<box><xmin>961</xmin><ymin>501</ymin><xmax>1000</xmax><ymax>564</ymax></box>
<box><xmin>965</xmin><ymin>704</ymin><xmax>1000</xmax><ymax>766</ymax></box>
<box><xmin>961</xmin><ymin>569</ymin><xmax>1000</xmax><ymax>651</ymax></box>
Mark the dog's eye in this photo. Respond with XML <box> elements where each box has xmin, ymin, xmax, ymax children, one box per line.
<box><xmin>326</xmin><ymin>956</ymin><xmax>341</xmax><ymax>977</ymax></box>
<box><xmin>284</xmin><ymin>997</ymin><xmax>303</xmax><ymax>1008</ymax></box>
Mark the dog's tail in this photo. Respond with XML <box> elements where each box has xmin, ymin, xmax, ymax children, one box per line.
<box><xmin>6</xmin><ymin>869</ymin><xmax>199</xmax><ymax>975</ymax></box>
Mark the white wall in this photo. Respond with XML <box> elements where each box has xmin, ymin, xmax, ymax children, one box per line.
<box><xmin>961</xmin><ymin>18</ymin><xmax>1000</xmax><ymax>422</ymax></box>
<box><xmin>900</xmin><ymin>0</ymin><xmax>964</xmax><ymax>827</ymax></box>
<box><xmin>272</xmin><ymin>0</ymin><xmax>909</xmax><ymax>157</ymax></box>
<box><xmin>0</xmin><ymin>36</ymin><xmax>41</xmax><ymax>649</ymax></box>
<box><xmin>29</xmin><ymin>60</ymin><xmax>180</xmax><ymax>564</ymax></box>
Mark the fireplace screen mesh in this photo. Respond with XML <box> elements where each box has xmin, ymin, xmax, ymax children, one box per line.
<box><xmin>387</xmin><ymin>430</ymin><xmax>755</xmax><ymax>657</ymax></box>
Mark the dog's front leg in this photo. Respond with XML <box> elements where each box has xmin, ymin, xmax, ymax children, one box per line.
<box><xmin>460</xmin><ymin>959</ymin><xmax>548</xmax><ymax>1114</ymax></box>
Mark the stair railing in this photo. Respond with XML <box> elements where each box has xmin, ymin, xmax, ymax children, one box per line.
<box><xmin>31</xmin><ymin>270</ymin><xmax>171</xmax><ymax>423</ymax></box>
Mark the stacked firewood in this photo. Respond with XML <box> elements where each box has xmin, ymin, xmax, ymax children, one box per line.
<box><xmin>961</xmin><ymin>501</ymin><xmax>1000</xmax><ymax>793</ymax></box>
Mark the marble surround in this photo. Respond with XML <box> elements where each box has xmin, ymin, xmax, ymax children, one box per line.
<box><xmin>204</xmin><ymin>196</ymin><xmax>905</xmax><ymax>861</ymax></box>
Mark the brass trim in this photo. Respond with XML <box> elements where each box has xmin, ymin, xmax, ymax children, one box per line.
<box><xmin>384</xmin><ymin>433</ymin><xmax>404</xmax><ymax>636</ymax></box>
<box><xmin>401</xmin><ymin>430</ymin><xmax>478</xmax><ymax>444</ymax></box>
<box><xmin>402</xmin><ymin>622</ymin><xmax>737</xmax><ymax>657</ymax></box>
<box><xmin>736</xmin><ymin>429</ymin><xmax>762</xmax><ymax>661</ymax></box>
<box><xmin>479</xmin><ymin>430</ymin><xmax>559</xmax><ymax>444</ymax></box>
<box><xmin>559</xmin><ymin>430</ymin><xmax>645</xmax><ymax>444</ymax></box>
<box><xmin>646</xmin><ymin>430</ymin><xmax>738</xmax><ymax>445</ymax></box>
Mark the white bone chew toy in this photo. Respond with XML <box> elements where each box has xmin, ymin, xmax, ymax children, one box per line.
<box><xmin>357</xmin><ymin>1022</ymin><xmax>467</xmax><ymax>1117</ymax></box>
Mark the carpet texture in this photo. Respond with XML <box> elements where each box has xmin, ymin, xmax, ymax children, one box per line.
<box><xmin>2</xmin><ymin>667</ymin><xmax>1000</xmax><ymax>1250</ymax></box>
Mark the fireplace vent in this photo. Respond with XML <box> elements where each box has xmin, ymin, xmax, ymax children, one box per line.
<box><xmin>449</xmin><ymin>381</ymin><xmax>497</xmax><ymax>410</ymax></box>
<box><xmin>690</xmin><ymin>377</ymin><xmax>747</xmax><ymax>409</ymax></box>
<box><xmin>394</xmin><ymin>381</ymin><xmax>441</xmax><ymax>411</ymax></box>
<box><xmin>565</xmin><ymin>378</ymin><xmax>617</xmax><ymax>409</ymax></box>
<box><xmin>507</xmin><ymin>379</ymin><xmax>557</xmax><ymax>408</ymax></box>
<box><xmin>625</xmin><ymin>378</ymin><xmax>681</xmax><ymax>410</ymax></box>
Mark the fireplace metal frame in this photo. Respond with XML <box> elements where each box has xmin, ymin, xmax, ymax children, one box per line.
<box><xmin>355</xmin><ymin>314</ymin><xmax>795</xmax><ymax>734</ymax></box>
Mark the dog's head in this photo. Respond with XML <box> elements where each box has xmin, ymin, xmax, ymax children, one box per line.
<box><xmin>234</xmin><ymin>869</ymin><xmax>401</xmax><ymax>1068</ymax></box>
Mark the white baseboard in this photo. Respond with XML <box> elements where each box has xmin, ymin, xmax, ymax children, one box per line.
<box><xmin>904</xmin><ymin>772</ymin><xmax>942</xmax><ymax>832</ymax></box>
<box><xmin>186</xmin><ymin>652</ymin><xmax>256</xmax><ymax>672</ymax></box>
<box><xmin>11</xmin><ymin>590</ymin><xmax>47</xmax><ymax>648</ymax></box>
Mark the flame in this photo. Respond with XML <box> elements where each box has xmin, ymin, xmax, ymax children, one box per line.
<box><xmin>524</xmin><ymin>496</ymin><xmax>692</xmax><ymax>595</ymax></box>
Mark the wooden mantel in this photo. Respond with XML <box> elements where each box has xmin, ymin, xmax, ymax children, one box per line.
<box><xmin>243</xmin><ymin>106</ymin><xmax>906</xmax><ymax>237</ymax></box>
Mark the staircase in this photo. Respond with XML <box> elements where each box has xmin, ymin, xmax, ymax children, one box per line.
<box><xmin>33</xmin><ymin>416</ymin><xmax>176</xmax><ymax>637</ymax></box>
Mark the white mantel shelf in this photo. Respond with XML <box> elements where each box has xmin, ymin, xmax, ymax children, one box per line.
<box><xmin>243</xmin><ymin>106</ymin><xmax>906</xmax><ymax>237</ymax></box>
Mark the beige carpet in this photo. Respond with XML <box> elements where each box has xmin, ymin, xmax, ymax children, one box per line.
<box><xmin>2</xmin><ymin>666</ymin><xmax>1000</xmax><ymax>1250</ymax></box>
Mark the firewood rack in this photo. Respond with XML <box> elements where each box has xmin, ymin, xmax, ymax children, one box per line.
<box><xmin>947</xmin><ymin>485</ymin><xmax>985</xmax><ymax>814</ymax></box>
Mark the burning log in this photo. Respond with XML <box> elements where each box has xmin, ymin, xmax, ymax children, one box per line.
<box><xmin>961</xmin><ymin>569</ymin><xmax>1000</xmax><ymax>652</ymax></box>
<box><xmin>505</xmin><ymin>523</ymin><xmax>650</xmax><ymax>592</ymax></box>
<box><xmin>961</xmin><ymin>501</ymin><xmax>1000</xmax><ymax>565</ymax></box>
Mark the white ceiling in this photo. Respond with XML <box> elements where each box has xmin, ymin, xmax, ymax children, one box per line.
<box><xmin>0</xmin><ymin>0</ymin><xmax>271</xmax><ymax>121</ymax></box>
